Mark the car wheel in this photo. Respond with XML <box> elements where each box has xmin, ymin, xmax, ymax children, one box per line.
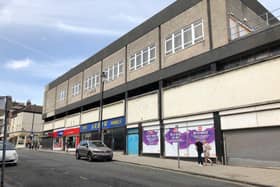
<box><xmin>87</xmin><ymin>152</ymin><xmax>93</xmax><ymax>162</ymax></box>
<box><xmin>76</xmin><ymin>151</ymin><xmax>81</xmax><ymax>160</ymax></box>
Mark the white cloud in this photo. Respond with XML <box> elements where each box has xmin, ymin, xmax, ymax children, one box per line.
<box><xmin>56</xmin><ymin>22</ymin><xmax>124</xmax><ymax>36</ymax></box>
<box><xmin>5</xmin><ymin>58</ymin><xmax>32</xmax><ymax>70</ymax></box>
<box><xmin>109</xmin><ymin>13</ymin><xmax>145</xmax><ymax>24</ymax></box>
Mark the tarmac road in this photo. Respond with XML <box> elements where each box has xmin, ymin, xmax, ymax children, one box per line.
<box><xmin>1</xmin><ymin>149</ymin><xmax>250</xmax><ymax>187</ymax></box>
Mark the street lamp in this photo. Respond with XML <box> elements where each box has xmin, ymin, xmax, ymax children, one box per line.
<box><xmin>0</xmin><ymin>96</ymin><xmax>10</xmax><ymax>187</ymax></box>
<box><xmin>98</xmin><ymin>72</ymin><xmax>107</xmax><ymax>143</ymax></box>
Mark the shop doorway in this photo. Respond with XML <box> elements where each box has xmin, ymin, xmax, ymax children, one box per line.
<box><xmin>127</xmin><ymin>128</ymin><xmax>139</xmax><ymax>155</ymax></box>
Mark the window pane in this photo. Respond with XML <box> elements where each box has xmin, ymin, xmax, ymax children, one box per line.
<box><xmin>149</xmin><ymin>46</ymin><xmax>156</xmax><ymax>63</ymax></box>
<box><xmin>109</xmin><ymin>67</ymin><xmax>113</xmax><ymax>80</ymax></box>
<box><xmin>174</xmin><ymin>31</ymin><xmax>182</xmax><ymax>51</ymax></box>
<box><xmin>194</xmin><ymin>21</ymin><xmax>203</xmax><ymax>42</ymax></box>
<box><xmin>114</xmin><ymin>64</ymin><xmax>118</xmax><ymax>78</ymax></box>
<box><xmin>91</xmin><ymin>76</ymin><xmax>95</xmax><ymax>88</ymax></box>
<box><xmin>143</xmin><ymin>48</ymin><xmax>148</xmax><ymax>65</ymax></box>
<box><xmin>184</xmin><ymin>26</ymin><xmax>192</xmax><ymax>47</ymax></box>
<box><xmin>136</xmin><ymin>52</ymin><xmax>142</xmax><ymax>68</ymax></box>
<box><xmin>230</xmin><ymin>18</ymin><xmax>238</xmax><ymax>40</ymax></box>
<box><xmin>96</xmin><ymin>74</ymin><xmax>100</xmax><ymax>86</ymax></box>
<box><xmin>165</xmin><ymin>36</ymin><xmax>172</xmax><ymax>54</ymax></box>
<box><xmin>239</xmin><ymin>25</ymin><xmax>250</xmax><ymax>37</ymax></box>
<box><xmin>130</xmin><ymin>56</ymin><xmax>135</xmax><ymax>70</ymax></box>
<box><xmin>119</xmin><ymin>62</ymin><xmax>124</xmax><ymax>74</ymax></box>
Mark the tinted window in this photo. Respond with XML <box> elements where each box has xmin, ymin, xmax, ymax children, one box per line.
<box><xmin>88</xmin><ymin>141</ymin><xmax>106</xmax><ymax>148</ymax></box>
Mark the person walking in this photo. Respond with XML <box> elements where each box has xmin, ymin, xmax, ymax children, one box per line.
<box><xmin>203</xmin><ymin>141</ymin><xmax>213</xmax><ymax>166</ymax></box>
<box><xmin>195</xmin><ymin>140</ymin><xmax>204</xmax><ymax>166</ymax></box>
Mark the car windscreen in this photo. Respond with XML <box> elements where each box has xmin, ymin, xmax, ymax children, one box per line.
<box><xmin>88</xmin><ymin>142</ymin><xmax>106</xmax><ymax>147</ymax></box>
<box><xmin>0</xmin><ymin>142</ymin><xmax>16</xmax><ymax>150</ymax></box>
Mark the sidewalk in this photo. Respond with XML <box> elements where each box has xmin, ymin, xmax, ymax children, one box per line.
<box><xmin>39</xmin><ymin>149</ymin><xmax>280</xmax><ymax>187</ymax></box>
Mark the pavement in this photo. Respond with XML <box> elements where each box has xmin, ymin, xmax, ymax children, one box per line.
<box><xmin>37</xmin><ymin>149</ymin><xmax>280</xmax><ymax>187</ymax></box>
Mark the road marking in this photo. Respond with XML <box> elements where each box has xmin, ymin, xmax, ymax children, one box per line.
<box><xmin>79</xmin><ymin>176</ymin><xmax>88</xmax><ymax>180</ymax></box>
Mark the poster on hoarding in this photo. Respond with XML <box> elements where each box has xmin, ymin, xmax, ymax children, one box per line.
<box><xmin>164</xmin><ymin>126</ymin><xmax>189</xmax><ymax>157</ymax></box>
<box><xmin>164</xmin><ymin>123</ymin><xmax>216</xmax><ymax>158</ymax></box>
<box><xmin>142</xmin><ymin>128</ymin><xmax>160</xmax><ymax>153</ymax></box>
<box><xmin>187</xmin><ymin>125</ymin><xmax>216</xmax><ymax>157</ymax></box>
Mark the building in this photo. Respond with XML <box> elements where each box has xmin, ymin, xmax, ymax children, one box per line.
<box><xmin>8</xmin><ymin>101</ymin><xmax>43</xmax><ymax>148</ymax></box>
<box><xmin>43</xmin><ymin>0</ymin><xmax>280</xmax><ymax>167</ymax></box>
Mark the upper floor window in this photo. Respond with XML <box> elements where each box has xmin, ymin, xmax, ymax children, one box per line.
<box><xmin>165</xmin><ymin>19</ymin><xmax>204</xmax><ymax>55</ymax></box>
<box><xmin>85</xmin><ymin>73</ymin><xmax>100</xmax><ymax>91</ymax></box>
<box><xmin>229</xmin><ymin>16</ymin><xmax>252</xmax><ymax>40</ymax></box>
<box><xmin>72</xmin><ymin>83</ymin><xmax>81</xmax><ymax>96</ymax></box>
<box><xmin>104</xmin><ymin>61</ymin><xmax>124</xmax><ymax>83</ymax></box>
<box><xmin>58</xmin><ymin>90</ymin><xmax>66</xmax><ymax>101</ymax></box>
<box><xmin>130</xmin><ymin>44</ymin><xmax>156</xmax><ymax>71</ymax></box>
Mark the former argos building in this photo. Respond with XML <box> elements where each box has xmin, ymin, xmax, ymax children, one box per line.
<box><xmin>42</xmin><ymin>0</ymin><xmax>280</xmax><ymax>167</ymax></box>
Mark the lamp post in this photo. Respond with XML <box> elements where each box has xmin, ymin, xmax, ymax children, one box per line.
<box><xmin>98</xmin><ymin>72</ymin><xmax>107</xmax><ymax>143</ymax></box>
<box><xmin>0</xmin><ymin>96</ymin><xmax>9</xmax><ymax>187</ymax></box>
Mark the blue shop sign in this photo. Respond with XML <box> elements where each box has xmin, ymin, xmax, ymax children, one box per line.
<box><xmin>80</xmin><ymin>122</ymin><xmax>100</xmax><ymax>133</ymax></box>
<box><xmin>102</xmin><ymin>117</ymin><xmax>125</xmax><ymax>129</ymax></box>
<box><xmin>57</xmin><ymin>130</ymin><xmax>64</xmax><ymax>137</ymax></box>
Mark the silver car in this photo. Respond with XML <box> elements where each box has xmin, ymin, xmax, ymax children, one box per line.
<box><xmin>76</xmin><ymin>140</ymin><xmax>113</xmax><ymax>161</ymax></box>
<box><xmin>0</xmin><ymin>141</ymin><xmax>18</xmax><ymax>165</ymax></box>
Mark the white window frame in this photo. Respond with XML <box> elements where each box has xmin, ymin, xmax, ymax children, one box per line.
<box><xmin>59</xmin><ymin>90</ymin><xmax>65</xmax><ymax>101</ymax></box>
<box><xmin>174</xmin><ymin>30</ymin><xmax>182</xmax><ymax>52</ymax></box>
<box><xmin>72</xmin><ymin>83</ymin><xmax>81</xmax><ymax>96</ymax></box>
<box><xmin>165</xmin><ymin>36</ymin><xmax>173</xmax><ymax>55</ymax></box>
<box><xmin>130</xmin><ymin>43</ymin><xmax>157</xmax><ymax>71</ymax></box>
<box><xmin>165</xmin><ymin>19</ymin><xmax>204</xmax><ymax>56</ymax></box>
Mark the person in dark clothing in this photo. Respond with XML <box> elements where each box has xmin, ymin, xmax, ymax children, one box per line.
<box><xmin>195</xmin><ymin>140</ymin><xmax>204</xmax><ymax>166</ymax></box>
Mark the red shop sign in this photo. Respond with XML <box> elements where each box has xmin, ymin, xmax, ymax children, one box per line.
<box><xmin>64</xmin><ymin>128</ymin><xmax>80</xmax><ymax>136</ymax></box>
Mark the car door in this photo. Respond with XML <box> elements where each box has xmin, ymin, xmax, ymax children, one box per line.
<box><xmin>80</xmin><ymin>141</ymin><xmax>88</xmax><ymax>156</ymax></box>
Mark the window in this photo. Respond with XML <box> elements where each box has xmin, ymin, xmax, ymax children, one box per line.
<box><xmin>165</xmin><ymin>19</ymin><xmax>204</xmax><ymax>55</ymax></box>
<box><xmin>136</xmin><ymin>52</ymin><xmax>142</xmax><ymax>68</ymax></box>
<box><xmin>174</xmin><ymin>31</ymin><xmax>182</xmax><ymax>52</ymax></box>
<box><xmin>143</xmin><ymin>48</ymin><xmax>149</xmax><ymax>65</ymax></box>
<box><xmin>165</xmin><ymin>36</ymin><xmax>173</xmax><ymax>55</ymax></box>
<box><xmin>85</xmin><ymin>73</ymin><xmax>100</xmax><ymax>91</ymax></box>
<box><xmin>119</xmin><ymin>62</ymin><xmax>124</xmax><ymax>74</ymax></box>
<box><xmin>130</xmin><ymin>56</ymin><xmax>135</xmax><ymax>70</ymax></box>
<box><xmin>194</xmin><ymin>21</ymin><xmax>204</xmax><ymax>42</ymax></box>
<box><xmin>104</xmin><ymin>61</ymin><xmax>124</xmax><ymax>83</ymax></box>
<box><xmin>109</xmin><ymin>66</ymin><xmax>113</xmax><ymax>81</ymax></box>
<box><xmin>59</xmin><ymin>90</ymin><xmax>66</xmax><ymax>101</ymax></box>
<box><xmin>113</xmin><ymin>64</ymin><xmax>118</xmax><ymax>79</ymax></box>
<box><xmin>149</xmin><ymin>45</ymin><xmax>156</xmax><ymax>63</ymax></box>
<box><xmin>129</xmin><ymin>44</ymin><xmax>156</xmax><ymax>71</ymax></box>
<box><xmin>229</xmin><ymin>17</ymin><xmax>252</xmax><ymax>40</ymax></box>
<box><xmin>72</xmin><ymin>83</ymin><xmax>80</xmax><ymax>96</ymax></box>
<box><xmin>183</xmin><ymin>26</ymin><xmax>192</xmax><ymax>48</ymax></box>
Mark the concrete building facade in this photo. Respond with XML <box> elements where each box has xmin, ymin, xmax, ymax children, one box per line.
<box><xmin>42</xmin><ymin>0</ymin><xmax>280</xmax><ymax>167</ymax></box>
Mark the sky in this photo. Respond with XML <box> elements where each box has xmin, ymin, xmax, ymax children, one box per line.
<box><xmin>0</xmin><ymin>0</ymin><xmax>279</xmax><ymax>105</ymax></box>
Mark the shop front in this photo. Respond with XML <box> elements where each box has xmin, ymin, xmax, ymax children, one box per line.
<box><xmin>164</xmin><ymin>119</ymin><xmax>216</xmax><ymax>158</ymax></box>
<box><xmin>64</xmin><ymin>127</ymin><xmax>80</xmax><ymax>152</ymax></box>
<box><xmin>142</xmin><ymin>125</ymin><xmax>161</xmax><ymax>155</ymax></box>
<box><xmin>80</xmin><ymin>122</ymin><xmax>100</xmax><ymax>141</ymax></box>
<box><xmin>103</xmin><ymin>116</ymin><xmax>126</xmax><ymax>151</ymax></box>
<box><xmin>40</xmin><ymin>131</ymin><xmax>53</xmax><ymax>149</ymax></box>
<box><xmin>53</xmin><ymin>129</ymin><xmax>64</xmax><ymax>151</ymax></box>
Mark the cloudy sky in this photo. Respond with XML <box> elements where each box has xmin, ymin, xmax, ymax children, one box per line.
<box><xmin>0</xmin><ymin>0</ymin><xmax>279</xmax><ymax>105</ymax></box>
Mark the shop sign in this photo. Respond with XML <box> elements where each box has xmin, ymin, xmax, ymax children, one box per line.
<box><xmin>80</xmin><ymin>122</ymin><xmax>100</xmax><ymax>133</ymax></box>
<box><xmin>53</xmin><ymin>130</ymin><xmax>64</xmax><ymax>138</ymax></box>
<box><xmin>64</xmin><ymin>128</ymin><xmax>80</xmax><ymax>136</ymax></box>
<box><xmin>102</xmin><ymin>117</ymin><xmax>125</xmax><ymax>129</ymax></box>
